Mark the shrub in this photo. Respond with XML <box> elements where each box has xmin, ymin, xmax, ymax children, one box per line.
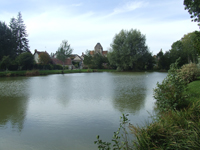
<box><xmin>64</xmin><ymin>66</ymin><xmax>69</xmax><ymax>70</ymax></box>
<box><xmin>178</xmin><ymin>63</ymin><xmax>200</xmax><ymax>83</ymax></box>
<box><xmin>154</xmin><ymin>59</ymin><xmax>188</xmax><ymax>111</ymax></box>
<box><xmin>131</xmin><ymin>101</ymin><xmax>200</xmax><ymax>150</ymax></box>
<box><xmin>26</xmin><ymin>70</ymin><xmax>40</xmax><ymax>76</ymax></box>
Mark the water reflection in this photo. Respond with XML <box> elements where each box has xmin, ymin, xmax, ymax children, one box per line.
<box><xmin>0</xmin><ymin>96</ymin><xmax>28</xmax><ymax>131</ymax></box>
<box><xmin>27</xmin><ymin>75</ymin><xmax>71</xmax><ymax>107</ymax></box>
<box><xmin>0</xmin><ymin>72</ymin><xmax>167</xmax><ymax>150</ymax></box>
<box><xmin>111</xmin><ymin>72</ymin><xmax>147</xmax><ymax>113</ymax></box>
<box><xmin>0</xmin><ymin>77</ymin><xmax>29</xmax><ymax>132</ymax></box>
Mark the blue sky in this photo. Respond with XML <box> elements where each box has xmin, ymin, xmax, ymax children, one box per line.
<box><xmin>0</xmin><ymin>0</ymin><xmax>199</xmax><ymax>55</ymax></box>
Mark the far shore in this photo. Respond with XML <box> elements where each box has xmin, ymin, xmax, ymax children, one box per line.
<box><xmin>0</xmin><ymin>69</ymin><xmax>168</xmax><ymax>77</ymax></box>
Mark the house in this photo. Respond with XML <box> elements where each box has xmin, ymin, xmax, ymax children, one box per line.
<box><xmin>89</xmin><ymin>43</ymin><xmax>108</xmax><ymax>57</ymax></box>
<box><xmin>51</xmin><ymin>53</ymin><xmax>73</xmax><ymax>69</ymax></box>
<box><xmin>73</xmin><ymin>55</ymin><xmax>84</xmax><ymax>69</ymax></box>
<box><xmin>51</xmin><ymin>57</ymin><xmax>73</xmax><ymax>69</ymax></box>
<box><xmin>34</xmin><ymin>49</ymin><xmax>50</xmax><ymax>63</ymax></box>
<box><xmin>34</xmin><ymin>49</ymin><xmax>74</xmax><ymax>69</ymax></box>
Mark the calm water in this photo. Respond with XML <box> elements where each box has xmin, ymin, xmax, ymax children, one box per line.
<box><xmin>0</xmin><ymin>72</ymin><xmax>167</xmax><ymax>150</ymax></box>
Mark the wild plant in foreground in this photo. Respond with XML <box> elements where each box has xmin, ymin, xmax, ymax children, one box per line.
<box><xmin>130</xmin><ymin>100</ymin><xmax>200</xmax><ymax>149</ymax></box>
<box><xmin>94</xmin><ymin>114</ymin><xmax>133</xmax><ymax>150</ymax></box>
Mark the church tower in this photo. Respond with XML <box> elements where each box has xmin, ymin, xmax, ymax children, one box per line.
<box><xmin>94</xmin><ymin>43</ymin><xmax>103</xmax><ymax>54</ymax></box>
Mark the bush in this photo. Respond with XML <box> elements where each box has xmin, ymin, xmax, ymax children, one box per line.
<box><xmin>178</xmin><ymin>63</ymin><xmax>200</xmax><ymax>83</ymax></box>
<box><xmin>154</xmin><ymin>59</ymin><xmax>188</xmax><ymax>111</ymax></box>
<box><xmin>25</xmin><ymin>70</ymin><xmax>40</xmax><ymax>76</ymax></box>
<box><xmin>64</xmin><ymin>66</ymin><xmax>69</xmax><ymax>70</ymax></box>
<box><xmin>131</xmin><ymin>101</ymin><xmax>200</xmax><ymax>150</ymax></box>
<box><xmin>8</xmin><ymin>65</ymin><xmax>18</xmax><ymax>71</ymax></box>
<box><xmin>53</xmin><ymin>64</ymin><xmax>63</xmax><ymax>70</ymax></box>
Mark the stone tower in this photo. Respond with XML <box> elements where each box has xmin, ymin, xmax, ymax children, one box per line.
<box><xmin>94</xmin><ymin>43</ymin><xmax>103</xmax><ymax>54</ymax></box>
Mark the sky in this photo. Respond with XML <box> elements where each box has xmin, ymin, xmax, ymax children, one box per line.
<box><xmin>0</xmin><ymin>0</ymin><xmax>199</xmax><ymax>56</ymax></box>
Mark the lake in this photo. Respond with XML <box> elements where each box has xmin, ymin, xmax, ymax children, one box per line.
<box><xmin>0</xmin><ymin>72</ymin><xmax>167</xmax><ymax>150</ymax></box>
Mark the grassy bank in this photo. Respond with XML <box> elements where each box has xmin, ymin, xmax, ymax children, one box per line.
<box><xmin>131</xmin><ymin>77</ymin><xmax>200</xmax><ymax>149</ymax></box>
<box><xmin>0</xmin><ymin>69</ymin><xmax>116</xmax><ymax>77</ymax></box>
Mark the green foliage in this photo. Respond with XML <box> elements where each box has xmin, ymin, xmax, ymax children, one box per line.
<box><xmin>108</xmin><ymin>29</ymin><xmax>152</xmax><ymax>71</ymax></box>
<box><xmin>94</xmin><ymin>114</ymin><xmax>133</xmax><ymax>150</ymax></box>
<box><xmin>184</xmin><ymin>0</ymin><xmax>200</xmax><ymax>26</ymax></box>
<box><xmin>56</xmin><ymin>40</ymin><xmax>73</xmax><ymax>68</ymax></box>
<box><xmin>83</xmin><ymin>50</ymin><xmax>108</xmax><ymax>69</ymax></box>
<box><xmin>156</xmin><ymin>31</ymin><xmax>200</xmax><ymax>70</ymax></box>
<box><xmin>64</xmin><ymin>65</ymin><xmax>69</xmax><ymax>70</ymax></box>
<box><xmin>16</xmin><ymin>52</ymin><xmax>34</xmax><ymax>70</ymax></box>
<box><xmin>9</xmin><ymin>12</ymin><xmax>30</xmax><ymax>54</ymax></box>
<box><xmin>194</xmin><ymin>31</ymin><xmax>200</xmax><ymax>55</ymax></box>
<box><xmin>0</xmin><ymin>21</ymin><xmax>16</xmax><ymax>60</ymax></box>
<box><xmin>182</xmin><ymin>31</ymin><xmax>199</xmax><ymax>63</ymax></box>
<box><xmin>0</xmin><ymin>56</ymin><xmax>11</xmax><ymax>70</ymax></box>
<box><xmin>39</xmin><ymin>52</ymin><xmax>52</xmax><ymax>65</ymax></box>
<box><xmin>26</xmin><ymin>70</ymin><xmax>40</xmax><ymax>76</ymax></box>
<box><xmin>131</xmin><ymin>101</ymin><xmax>200</xmax><ymax>149</ymax></box>
<box><xmin>178</xmin><ymin>63</ymin><xmax>200</xmax><ymax>83</ymax></box>
<box><xmin>83</xmin><ymin>50</ymin><xmax>93</xmax><ymax>68</ymax></box>
<box><xmin>154</xmin><ymin>59</ymin><xmax>188</xmax><ymax>111</ymax></box>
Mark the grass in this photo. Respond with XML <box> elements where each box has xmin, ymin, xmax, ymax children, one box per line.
<box><xmin>185</xmin><ymin>76</ymin><xmax>200</xmax><ymax>103</ymax></box>
<box><xmin>130</xmin><ymin>76</ymin><xmax>200</xmax><ymax>150</ymax></box>
<box><xmin>0</xmin><ymin>69</ymin><xmax>116</xmax><ymax>77</ymax></box>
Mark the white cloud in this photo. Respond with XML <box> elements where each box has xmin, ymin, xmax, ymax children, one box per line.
<box><xmin>109</xmin><ymin>1</ymin><xmax>148</xmax><ymax>16</ymax></box>
<box><xmin>71</xmin><ymin>3</ymin><xmax>82</xmax><ymax>7</ymax></box>
<box><xmin>1</xmin><ymin>0</ymin><xmax>199</xmax><ymax>56</ymax></box>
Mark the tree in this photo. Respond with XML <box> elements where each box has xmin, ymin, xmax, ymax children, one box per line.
<box><xmin>16</xmin><ymin>52</ymin><xmax>34</xmax><ymax>70</ymax></box>
<box><xmin>56</xmin><ymin>40</ymin><xmax>73</xmax><ymax>68</ymax></box>
<box><xmin>181</xmin><ymin>31</ymin><xmax>198</xmax><ymax>63</ymax></box>
<box><xmin>194</xmin><ymin>31</ymin><xmax>200</xmax><ymax>55</ymax></box>
<box><xmin>39</xmin><ymin>52</ymin><xmax>52</xmax><ymax>65</ymax></box>
<box><xmin>184</xmin><ymin>0</ymin><xmax>200</xmax><ymax>27</ymax></box>
<box><xmin>83</xmin><ymin>50</ymin><xmax>93</xmax><ymax>68</ymax></box>
<box><xmin>93</xmin><ymin>53</ymin><xmax>108</xmax><ymax>69</ymax></box>
<box><xmin>169</xmin><ymin>40</ymin><xmax>187</xmax><ymax>66</ymax></box>
<box><xmin>0</xmin><ymin>56</ymin><xmax>11</xmax><ymax>70</ymax></box>
<box><xmin>0</xmin><ymin>21</ymin><xmax>16</xmax><ymax>60</ymax></box>
<box><xmin>156</xmin><ymin>50</ymin><xmax>171</xmax><ymax>70</ymax></box>
<box><xmin>10</xmin><ymin>12</ymin><xmax>30</xmax><ymax>55</ymax></box>
<box><xmin>109</xmin><ymin>29</ymin><xmax>151</xmax><ymax>71</ymax></box>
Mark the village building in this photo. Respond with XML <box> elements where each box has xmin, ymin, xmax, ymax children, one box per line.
<box><xmin>89</xmin><ymin>43</ymin><xmax>108</xmax><ymax>57</ymax></box>
<box><xmin>33</xmin><ymin>49</ymin><xmax>50</xmax><ymax>64</ymax></box>
<box><xmin>34</xmin><ymin>49</ymin><xmax>74</xmax><ymax>69</ymax></box>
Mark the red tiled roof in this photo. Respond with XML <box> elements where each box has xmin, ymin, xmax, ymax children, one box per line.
<box><xmin>90</xmin><ymin>51</ymin><xmax>94</xmax><ymax>55</ymax></box>
<box><xmin>51</xmin><ymin>58</ymin><xmax>72</xmax><ymax>65</ymax></box>
<box><xmin>34</xmin><ymin>49</ymin><xmax>49</xmax><ymax>55</ymax></box>
<box><xmin>102</xmin><ymin>51</ymin><xmax>108</xmax><ymax>55</ymax></box>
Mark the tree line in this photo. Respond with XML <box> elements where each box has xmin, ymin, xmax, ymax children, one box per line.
<box><xmin>1</xmin><ymin>1</ymin><xmax>200</xmax><ymax>72</ymax></box>
<box><xmin>156</xmin><ymin>31</ymin><xmax>200</xmax><ymax>70</ymax></box>
<box><xmin>0</xmin><ymin>12</ymin><xmax>32</xmax><ymax>70</ymax></box>
<box><xmin>0</xmin><ymin>12</ymin><xmax>74</xmax><ymax>71</ymax></box>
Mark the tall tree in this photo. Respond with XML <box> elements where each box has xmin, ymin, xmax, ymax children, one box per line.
<box><xmin>83</xmin><ymin>50</ymin><xmax>93</xmax><ymax>68</ymax></box>
<box><xmin>0</xmin><ymin>21</ymin><xmax>16</xmax><ymax>60</ymax></box>
<box><xmin>181</xmin><ymin>31</ymin><xmax>198</xmax><ymax>63</ymax></box>
<box><xmin>108</xmin><ymin>29</ymin><xmax>151</xmax><ymax>71</ymax></box>
<box><xmin>10</xmin><ymin>12</ymin><xmax>30</xmax><ymax>55</ymax></box>
<box><xmin>16</xmin><ymin>52</ymin><xmax>34</xmax><ymax>70</ymax></box>
<box><xmin>56</xmin><ymin>40</ymin><xmax>73</xmax><ymax>68</ymax></box>
<box><xmin>184</xmin><ymin>0</ymin><xmax>200</xmax><ymax>27</ymax></box>
<box><xmin>169</xmin><ymin>40</ymin><xmax>187</xmax><ymax>66</ymax></box>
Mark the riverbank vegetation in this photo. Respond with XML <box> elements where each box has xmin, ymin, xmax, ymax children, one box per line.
<box><xmin>95</xmin><ymin>60</ymin><xmax>200</xmax><ymax>149</ymax></box>
<box><xmin>0</xmin><ymin>69</ymin><xmax>116</xmax><ymax>77</ymax></box>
